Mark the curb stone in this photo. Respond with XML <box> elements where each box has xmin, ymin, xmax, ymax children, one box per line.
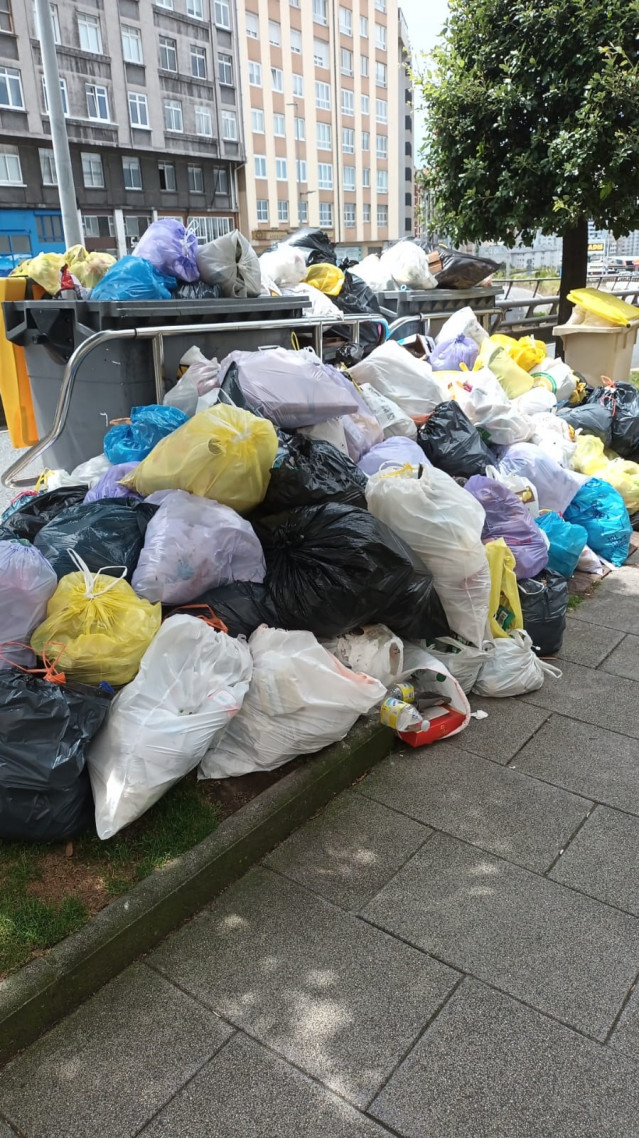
<box><xmin>0</xmin><ymin>717</ymin><xmax>394</xmax><ymax>1065</ymax></box>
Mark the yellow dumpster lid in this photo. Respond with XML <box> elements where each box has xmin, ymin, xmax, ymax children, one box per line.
<box><xmin>567</xmin><ymin>287</ymin><xmax>639</xmax><ymax>327</ymax></box>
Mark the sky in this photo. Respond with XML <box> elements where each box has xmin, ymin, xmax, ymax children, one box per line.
<box><xmin>399</xmin><ymin>0</ymin><xmax>449</xmax><ymax>152</ymax></box>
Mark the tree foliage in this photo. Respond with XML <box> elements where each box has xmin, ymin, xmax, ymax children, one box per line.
<box><xmin>415</xmin><ymin>0</ymin><xmax>639</xmax><ymax>247</ymax></box>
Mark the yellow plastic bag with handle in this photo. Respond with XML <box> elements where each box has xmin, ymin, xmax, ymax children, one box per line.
<box><xmin>31</xmin><ymin>555</ymin><xmax>161</xmax><ymax>686</ymax></box>
<box><xmin>484</xmin><ymin>538</ymin><xmax>524</xmax><ymax>640</ymax></box>
<box><xmin>124</xmin><ymin>404</ymin><xmax>278</xmax><ymax>513</ymax></box>
<box><xmin>491</xmin><ymin>333</ymin><xmax>546</xmax><ymax>373</ymax></box>
<box><xmin>11</xmin><ymin>251</ymin><xmax>64</xmax><ymax>295</ymax></box>
<box><xmin>304</xmin><ymin>263</ymin><xmax>345</xmax><ymax>296</ymax></box>
<box><xmin>572</xmin><ymin>434</ymin><xmax>639</xmax><ymax>514</ymax></box>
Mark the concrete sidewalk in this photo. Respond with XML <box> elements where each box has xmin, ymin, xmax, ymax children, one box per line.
<box><xmin>3</xmin><ymin>564</ymin><xmax>639</xmax><ymax>1137</ymax></box>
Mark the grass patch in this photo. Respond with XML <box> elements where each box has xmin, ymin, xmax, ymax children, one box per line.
<box><xmin>567</xmin><ymin>594</ymin><xmax>586</xmax><ymax>610</ymax></box>
<box><xmin>629</xmin><ymin>369</ymin><xmax>639</xmax><ymax>391</ymax></box>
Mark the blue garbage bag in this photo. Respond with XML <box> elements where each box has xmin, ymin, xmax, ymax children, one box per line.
<box><xmin>536</xmin><ymin>511</ymin><xmax>587</xmax><ymax>579</ymax></box>
<box><xmin>91</xmin><ymin>256</ymin><xmax>176</xmax><ymax>301</ymax></box>
<box><xmin>564</xmin><ymin>477</ymin><xmax>632</xmax><ymax>567</ymax></box>
<box><xmin>103</xmin><ymin>405</ymin><xmax>188</xmax><ymax>465</ymax></box>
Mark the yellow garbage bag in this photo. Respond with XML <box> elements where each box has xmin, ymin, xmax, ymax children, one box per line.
<box><xmin>567</xmin><ymin>288</ymin><xmax>639</xmax><ymax>327</ymax></box>
<box><xmin>304</xmin><ymin>263</ymin><xmax>345</xmax><ymax>296</ymax></box>
<box><xmin>11</xmin><ymin>251</ymin><xmax>64</xmax><ymax>295</ymax></box>
<box><xmin>125</xmin><ymin>404</ymin><xmax>278</xmax><ymax>513</ymax></box>
<box><xmin>572</xmin><ymin>434</ymin><xmax>639</xmax><ymax>514</ymax></box>
<box><xmin>31</xmin><ymin>564</ymin><xmax>161</xmax><ymax>686</ymax></box>
<box><xmin>484</xmin><ymin>538</ymin><xmax>524</xmax><ymax>640</ymax></box>
<box><xmin>491</xmin><ymin>333</ymin><xmax>546</xmax><ymax>373</ymax></box>
<box><xmin>476</xmin><ymin>340</ymin><xmax>534</xmax><ymax>399</ymax></box>
<box><xmin>66</xmin><ymin>246</ymin><xmax>116</xmax><ymax>289</ymax></box>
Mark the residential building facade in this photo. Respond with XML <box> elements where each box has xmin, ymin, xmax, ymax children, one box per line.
<box><xmin>235</xmin><ymin>0</ymin><xmax>411</xmax><ymax>257</ymax></box>
<box><xmin>397</xmin><ymin>8</ymin><xmax>412</xmax><ymax>240</ymax></box>
<box><xmin>0</xmin><ymin>0</ymin><xmax>245</xmax><ymax>261</ymax></box>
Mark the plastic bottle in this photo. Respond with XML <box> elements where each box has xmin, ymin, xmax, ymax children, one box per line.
<box><xmin>380</xmin><ymin>697</ymin><xmax>422</xmax><ymax>732</ymax></box>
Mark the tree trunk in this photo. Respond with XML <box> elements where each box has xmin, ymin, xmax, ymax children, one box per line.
<box><xmin>558</xmin><ymin>217</ymin><xmax>589</xmax><ymax>330</ymax></box>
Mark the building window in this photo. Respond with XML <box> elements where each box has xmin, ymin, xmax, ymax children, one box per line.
<box><xmin>290</xmin><ymin>28</ymin><xmax>302</xmax><ymax>53</ymax></box>
<box><xmin>313</xmin><ymin>0</ymin><xmax>327</xmax><ymax>26</ymax></box>
<box><xmin>405</xmin><ymin>166</ymin><xmax>413</xmax><ymax>181</ymax></box>
<box><xmin>341</xmin><ymin>48</ymin><xmax>353</xmax><ymax>75</ymax></box>
<box><xmin>318</xmin><ymin>163</ymin><xmax>332</xmax><ymax>189</ymax></box>
<box><xmin>298</xmin><ymin>200</ymin><xmax>308</xmax><ymax>223</ymax></box>
<box><xmin>158</xmin><ymin>162</ymin><xmax>176</xmax><ymax>191</ymax></box>
<box><xmin>222</xmin><ymin>111</ymin><xmax>237</xmax><ymax>140</ymax></box>
<box><xmin>246</xmin><ymin>11</ymin><xmax>258</xmax><ymax>36</ymax></box>
<box><xmin>271</xmin><ymin>67</ymin><xmax>283</xmax><ymax>91</ymax></box>
<box><xmin>344</xmin><ymin>203</ymin><xmax>356</xmax><ymax>227</ymax></box>
<box><xmin>273</xmin><ymin>113</ymin><xmax>285</xmax><ymax>136</ymax></box>
<box><xmin>342</xmin><ymin>128</ymin><xmax>354</xmax><ymax>153</ymax></box>
<box><xmin>268</xmin><ymin>19</ymin><xmax>280</xmax><ymax>44</ymax></box>
<box><xmin>192</xmin><ymin>45</ymin><xmax>208</xmax><ymax>79</ymax></box>
<box><xmin>78</xmin><ymin>12</ymin><xmax>102</xmax><ymax>52</ymax></box>
<box><xmin>256</xmin><ymin>199</ymin><xmax>268</xmax><ymax>222</ymax></box>
<box><xmin>34</xmin><ymin>3</ymin><xmax>61</xmax><ymax>42</ymax></box>
<box><xmin>343</xmin><ymin>166</ymin><xmax>355</xmax><ymax>190</ymax></box>
<box><xmin>363</xmin><ymin>203</ymin><xmax>371</xmax><ymax>222</ymax></box>
<box><xmin>39</xmin><ymin>148</ymin><xmax>57</xmax><ymax>185</ymax></box>
<box><xmin>248</xmin><ymin>61</ymin><xmax>262</xmax><ymax>86</ymax></box>
<box><xmin>276</xmin><ymin>157</ymin><xmax>287</xmax><ymax>180</ymax></box>
<box><xmin>86</xmin><ymin>83</ymin><xmax>109</xmax><ymax>121</ymax></box>
<box><xmin>362</xmin><ymin>167</ymin><xmax>370</xmax><ymax>186</ymax></box>
<box><xmin>82</xmin><ymin>214</ymin><xmax>113</xmax><ymax>238</ymax></box>
<box><xmin>121</xmin><ymin>25</ymin><xmax>142</xmax><ymax>63</ymax></box>
<box><xmin>254</xmin><ymin>154</ymin><xmax>267</xmax><ymax>178</ymax></box>
<box><xmin>375</xmin><ymin>22</ymin><xmax>386</xmax><ymax>49</ymax></box>
<box><xmin>313</xmin><ymin>38</ymin><xmax>329</xmax><ymax>68</ymax></box>
<box><xmin>81</xmin><ymin>152</ymin><xmax>104</xmax><ymax>188</ymax></box>
<box><xmin>319</xmin><ymin>201</ymin><xmax>333</xmax><ymax>226</ymax></box>
<box><xmin>376</xmin><ymin>98</ymin><xmax>387</xmax><ymax>123</ymax></box>
<box><xmin>405</xmin><ymin>140</ymin><xmax>412</xmax><ymax>156</ymax></box>
<box><xmin>214</xmin><ymin>0</ymin><xmax>231</xmax><ymax>28</ymax></box>
<box><xmin>214</xmin><ymin>166</ymin><xmax>229</xmax><ymax>193</ymax></box>
<box><xmin>0</xmin><ymin>67</ymin><xmax>23</xmax><ymax>109</ymax></box>
<box><xmin>188</xmin><ymin>214</ymin><xmax>233</xmax><ymax>241</ymax></box>
<box><xmin>251</xmin><ymin>108</ymin><xmax>264</xmax><ymax>133</ymax></box>
<box><xmin>155</xmin><ymin>0</ymin><xmax>173</xmax><ymax>8</ymax></box>
<box><xmin>34</xmin><ymin>213</ymin><xmax>62</xmax><ymax>243</ymax></box>
<box><xmin>195</xmin><ymin>105</ymin><xmax>213</xmax><ymax>136</ymax></box>
<box><xmin>277</xmin><ymin>200</ymin><xmax>289</xmax><ymax>223</ymax></box>
<box><xmin>42</xmin><ymin>76</ymin><xmax>68</xmax><ymax>115</ymax></box>
<box><xmin>292</xmin><ymin>73</ymin><xmax>304</xmax><ymax>96</ymax></box>
<box><xmin>376</xmin><ymin>134</ymin><xmax>387</xmax><ymax>157</ymax></box>
<box><xmin>339</xmin><ymin>6</ymin><xmax>352</xmax><ymax>34</ymax></box>
<box><xmin>405</xmin><ymin>217</ymin><xmax>412</xmax><ymax>232</ymax></box>
<box><xmin>164</xmin><ymin>100</ymin><xmax>183</xmax><ymax>132</ymax></box>
<box><xmin>187</xmin><ymin>0</ymin><xmax>204</xmax><ymax>16</ymax></box>
<box><xmin>405</xmin><ymin>191</ymin><xmax>413</xmax><ymax>206</ymax></box>
<box><xmin>361</xmin><ymin>94</ymin><xmax>369</xmax><ymax>114</ymax></box>
<box><xmin>377</xmin><ymin>203</ymin><xmax>388</xmax><ymax>226</ymax></box>
<box><xmin>0</xmin><ymin>146</ymin><xmax>21</xmax><ymax>185</ymax></box>
<box><xmin>315</xmin><ymin>81</ymin><xmax>330</xmax><ymax>109</ymax></box>
<box><xmin>0</xmin><ymin>0</ymin><xmax>11</xmax><ymax>32</ymax></box>
<box><xmin>296</xmin><ymin>159</ymin><xmax>307</xmax><ymax>182</ymax></box>
<box><xmin>405</xmin><ymin>114</ymin><xmax>412</xmax><ymax>131</ymax></box>
<box><xmin>376</xmin><ymin>61</ymin><xmax>387</xmax><ymax>87</ymax></box>
<box><xmin>362</xmin><ymin>130</ymin><xmax>370</xmax><ymax>151</ymax></box>
<box><xmin>159</xmin><ymin>37</ymin><xmax>177</xmax><ymax>72</ymax></box>
<box><xmin>341</xmin><ymin>88</ymin><xmax>354</xmax><ymax>115</ymax></box>
<box><xmin>128</xmin><ymin>92</ymin><xmax>149</xmax><ymax>127</ymax></box>
<box><xmin>294</xmin><ymin>116</ymin><xmax>305</xmax><ymax>141</ymax></box>
<box><xmin>375</xmin><ymin>0</ymin><xmax>387</xmax><ymax>10</ymax></box>
<box><xmin>361</xmin><ymin>55</ymin><xmax>369</xmax><ymax>77</ymax></box>
<box><xmin>123</xmin><ymin>156</ymin><xmax>142</xmax><ymax>190</ymax></box>
<box><xmin>188</xmin><ymin>164</ymin><xmax>204</xmax><ymax>192</ymax></box>
<box><xmin>317</xmin><ymin>121</ymin><xmax>331</xmax><ymax>149</ymax></box>
<box><xmin>377</xmin><ymin>168</ymin><xmax>388</xmax><ymax>192</ymax></box>
<box><xmin>290</xmin><ymin>0</ymin><xmax>300</xmax><ymax>7</ymax></box>
<box><xmin>360</xmin><ymin>15</ymin><xmax>368</xmax><ymax>36</ymax></box>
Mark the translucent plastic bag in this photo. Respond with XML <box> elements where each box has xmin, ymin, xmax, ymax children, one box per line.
<box><xmin>498</xmin><ymin>442</ymin><xmax>585</xmax><ymax>515</ymax></box>
<box><xmin>84</xmin><ymin>463</ymin><xmax>141</xmax><ymax>503</ymax></box>
<box><xmin>350</xmin><ymin>341</ymin><xmax>448</xmax><ymax>417</ymax></box>
<box><xmin>358</xmin><ymin>436</ymin><xmax>425</xmax><ymax>475</ymax></box>
<box><xmin>66</xmin><ymin>246</ymin><xmax>116</xmax><ymax>290</ymax></box>
<box><xmin>564</xmin><ymin>477</ymin><xmax>632</xmax><ymax>567</ymax></box>
<box><xmin>0</xmin><ymin>542</ymin><xmax>57</xmax><ymax>670</ymax></box>
<box><xmin>357</xmin><ymin>383</ymin><xmax>418</xmax><ymax>439</ymax></box>
<box><xmin>196</xmin><ymin>229</ymin><xmax>261</xmax><ymax>297</ymax></box>
<box><xmin>491</xmin><ymin>334</ymin><xmax>546</xmax><ymax>373</ymax></box>
<box><xmin>477</xmin><ymin>342</ymin><xmax>534</xmax><ymax>399</ymax></box>
<box><xmin>435</xmin><ymin>306</ymin><xmax>488</xmax><ymax>348</ymax></box>
<box><xmin>217</xmin><ymin>348</ymin><xmax>358</xmax><ymax>428</ymax></box>
<box><xmin>380</xmin><ymin>242</ymin><xmax>437</xmax><ymax>290</ymax></box>
<box><xmin>529</xmin><ymin>357</ymin><xmax>577</xmax><ymax>402</ymax></box>
<box><xmin>305</xmin><ymin>263</ymin><xmax>345</xmax><ymax>295</ymax></box>
<box><xmin>465</xmin><ymin>475</ymin><xmax>549</xmax><ymax>580</ymax></box>
<box><xmin>420</xmin><ymin>636</ymin><xmax>491</xmax><ymax>694</ymax></box>
<box><xmin>297</xmin><ymin>418</ymin><xmax>349</xmax><ymax>454</ymax></box>
<box><xmin>484</xmin><ymin>538</ymin><xmax>524</xmax><ymax>639</ymax></box>
<box><xmin>473</xmin><ymin>629</ymin><xmax>561</xmax><ymax>697</ymax></box>
<box><xmin>71</xmin><ymin>454</ymin><xmax>112</xmax><ymax>487</ymax></box>
<box><xmin>326</xmin><ymin>369</ymin><xmax>383</xmax><ymax>462</ymax></box>
<box><xmin>132</xmin><ymin>490</ymin><xmax>266</xmax><ymax>604</ymax></box>
<box><xmin>88</xmin><ymin>615</ymin><xmax>253</xmax><ymax>838</ymax></box>
<box><xmin>163</xmin><ymin>356</ymin><xmax>221</xmax><ymax>419</ymax></box>
<box><xmin>429</xmin><ymin>335</ymin><xmax>479</xmax><ymax>372</ymax></box>
<box><xmin>124</xmin><ymin>404</ymin><xmax>278</xmax><ymax>513</ymax></box>
<box><xmin>198</xmin><ymin>627</ymin><xmax>387</xmax><ymax>779</ymax></box>
<box><xmin>259</xmin><ymin>246</ymin><xmax>307</xmax><ymax>288</ymax></box>
<box><xmin>325</xmin><ymin>624</ymin><xmax>403</xmax><ymax>686</ymax></box>
<box><xmin>31</xmin><ymin>556</ymin><xmax>161</xmax><ymax>686</ymax></box>
<box><xmin>485</xmin><ymin>463</ymin><xmax>539</xmax><ymax>517</ymax></box>
<box><xmin>133</xmin><ymin>219</ymin><xmax>199</xmax><ymax>282</ymax></box>
<box><xmin>535</xmin><ymin>512</ymin><xmax>587</xmax><ymax>580</ymax></box>
<box><xmin>350</xmin><ymin>254</ymin><xmax>394</xmax><ymax>292</ymax></box>
<box><xmin>366</xmin><ymin>463</ymin><xmax>491</xmax><ymax>647</ymax></box>
<box><xmin>450</xmin><ymin>367</ymin><xmax>533</xmax><ymax>446</ymax></box>
<box><xmin>11</xmin><ymin>251</ymin><xmax>65</xmax><ymax>294</ymax></box>
<box><xmin>512</xmin><ymin>387</ymin><xmax>557</xmax><ymax>417</ymax></box>
<box><xmin>104</xmin><ymin>404</ymin><xmax>188</xmax><ymax>465</ymax></box>
<box><xmin>91</xmin><ymin>256</ymin><xmax>176</xmax><ymax>301</ymax></box>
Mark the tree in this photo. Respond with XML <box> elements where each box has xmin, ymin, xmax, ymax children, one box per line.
<box><xmin>414</xmin><ymin>0</ymin><xmax>639</xmax><ymax>321</ymax></box>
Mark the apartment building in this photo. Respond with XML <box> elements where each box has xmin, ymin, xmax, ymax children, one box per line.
<box><xmin>397</xmin><ymin>8</ymin><xmax>413</xmax><ymax>240</ymax></box>
<box><xmin>0</xmin><ymin>0</ymin><xmax>244</xmax><ymax>263</ymax></box>
<box><xmin>235</xmin><ymin>0</ymin><xmax>412</xmax><ymax>256</ymax></box>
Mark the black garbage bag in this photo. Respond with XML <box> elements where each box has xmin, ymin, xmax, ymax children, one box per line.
<box><xmin>434</xmin><ymin>247</ymin><xmax>501</xmax><ymax>289</ymax></box>
<box><xmin>518</xmin><ymin>570</ymin><xmax>568</xmax><ymax>657</ymax></box>
<box><xmin>418</xmin><ymin>402</ymin><xmax>495</xmax><ymax>478</ymax></box>
<box><xmin>280</xmin><ymin>228</ymin><xmax>337</xmax><ymax>265</ymax></box>
<box><xmin>253</xmin><ymin>502</ymin><xmax>450</xmax><ymax>640</ymax></box>
<box><xmin>256</xmin><ymin>435</ymin><xmax>367</xmax><ymax>515</ymax></box>
<box><xmin>0</xmin><ymin>486</ymin><xmax>88</xmax><ymax>543</ymax></box>
<box><xmin>177</xmin><ymin>582</ymin><xmax>280</xmax><ymax>639</ymax></box>
<box><xmin>330</xmin><ymin>271</ymin><xmax>383</xmax><ymax>351</ymax></box>
<box><xmin>556</xmin><ymin>404</ymin><xmax>613</xmax><ymax>447</ymax></box>
<box><xmin>33</xmin><ymin>499</ymin><xmax>157</xmax><ymax>579</ymax></box>
<box><xmin>173</xmin><ymin>280</ymin><xmax>223</xmax><ymax>300</ymax></box>
<box><xmin>585</xmin><ymin>383</ymin><xmax>639</xmax><ymax>458</ymax></box>
<box><xmin>0</xmin><ymin>670</ymin><xmax>111</xmax><ymax>842</ymax></box>
<box><xmin>218</xmin><ymin>361</ymin><xmax>262</xmax><ymax>417</ymax></box>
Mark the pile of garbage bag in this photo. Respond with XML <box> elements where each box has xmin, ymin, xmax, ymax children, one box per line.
<box><xmin>5</xmin><ymin>295</ymin><xmax>638</xmax><ymax>846</ymax></box>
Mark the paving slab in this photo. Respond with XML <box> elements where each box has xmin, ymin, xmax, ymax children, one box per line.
<box><xmin>565</xmin><ymin>566</ymin><xmax>639</xmax><ymax>633</ymax></box>
<box><xmin>0</xmin><ymin>963</ymin><xmax>232</xmax><ymax>1138</ymax></box>
<box><xmin>557</xmin><ymin>616</ymin><xmax>626</xmax><ymax>668</ymax></box>
<box><xmin>140</xmin><ymin>1032</ymin><xmax>390</xmax><ymax>1138</ymax></box>
<box><xmin>457</xmin><ymin>696</ymin><xmax>549</xmax><ymax>763</ymax></box>
<box><xmin>0</xmin><ymin>1123</ymin><xmax>16</xmax><ymax>1137</ymax></box>
<box><xmin>149</xmin><ymin>867</ymin><xmax>459</xmax><ymax>1108</ymax></box>
<box><xmin>370</xmin><ymin>979</ymin><xmax>639</xmax><ymax>1138</ymax></box>
<box><xmin>550</xmin><ymin>806</ymin><xmax>639</xmax><ymax>915</ymax></box>
<box><xmin>609</xmin><ymin>983</ymin><xmax>639</xmax><ymax>1054</ymax></box>
<box><xmin>514</xmin><ymin>714</ymin><xmax>639</xmax><ymax>815</ymax></box>
<box><xmin>523</xmin><ymin>658</ymin><xmax>639</xmax><ymax>738</ymax></box>
<box><xmin>362</xmin><ymin>832</ymin><xmax>639</xmax><ymax>1040</ymax></box>
<box><xmin>599</xmin><ymin>632</ymin><xmax>639</xmax><ymax>682</ymax></box>
<box><xmin>358</xmin><ymin>744</ymin><xmax>591</xmax><ymax>872</ymax></box>
<box><xmin>264</xmin><ymin>791</ymin><xmax>430</xmax><ymax>911</ymax></box>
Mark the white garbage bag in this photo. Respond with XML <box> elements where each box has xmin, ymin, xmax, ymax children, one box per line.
<box><xmin>281</xmin><ymin>282</ymin><xmax>343</xmax><ymax>320</ymax></box>
<box><xmin>350</xmin><ymin>254</ymin><xmax>394</xmax><ymax>292</ymax></box>
<box><xmin>357</xmin><ymin>383</ymin><xmax>418</xmax><ymax>439</ymax></box>
<box><xmin>324</xmin><ymin>624</ymin><xmax>404</xmax><ymax>686</ymax></box>
<box><xmin>512</xmin><ymin>387</ymin><xmax>557</xmax><ymax>417</ymax></box>
<box><xmin>217</xmin><ymin>346</ymin><xmax>358</xmax><ymax>427</ymax></box>
<box><xmin>88</xmin><ymin>615</ymin><xmax>253</xmax><ymax>838</ymax></box>
<box><xmin>472</xmin><ymin>629</ymin><xmax>562</xmax><ymax>698</ymax></box>
<box><xmin>398</xmin><ymin>641</ymin><xmax>471</xmax><ymax>738</ymax></box>
<box><xmin>259</xmin><ymin>246</ymin><xmax>307</xmax><ymax>288</ymax></box>
<box><xmin>529</xmin><ymin>357</ymin><xmax>577</xmax><ymax>402</ymax></box>
<box><xmin>435</xmin><ymin>305</ymin><xmax>489</xmax><ymax>347</ymax></box>
<box><xmin>498</xmin><ymin>442</ymin><xmax>586</xmax><ymax>514</ymax></box>
<box><xmin>0</xmin><ymin>542</ymin><xmax>58</xmax><ymax>670</ymax></box>
<box><xmin>298</xmin><ymin>418</ymin><xmax>350</xmax><ymax>455</ymax></box>
<box><xmin>366</xmin><ymin>464</ymin><xmax>491</xmax><ymax>648</ymax></box>
<box><xmin>199</xmin><ymin>627</ymin><xmax>387</xmax><ymax>779</ymax></box>
<box><xmin>380</xmin><ymin>242</ymin><xmax>437</xmax><ymax>290</ymax></box>
<box><xmin>70</xmin><ymin>454</ymin><xmax>112</xmax><ymax>487</ymax></box>
<box><xmin>350</xmin><ymin>341</ymin><xmax>448</xmax><ymax>417</ymax></box>
<box><xmin>164</xmin><ymin>350</ymin><xmax>221</xmax><ymax>418</ymax></box>
<box><xmin>450</xmin><ymin>367</ymin><xmax>533</xmax><ymax>445</ymax></box>
<box><xmin>417</xmin><ymin>636</ymin><xmax>493</xmax><ymax>695</ymax></box>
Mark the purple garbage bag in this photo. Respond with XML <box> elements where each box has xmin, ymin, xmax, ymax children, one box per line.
<box><xmin>429</xmin><ymin>335</ymin><xmax>479</xmax><ymax>372</ymax></box>
<box><xmin>84</xmin><ymin>463</ymin><xmax>142</xmax><ymax>504</ymax></box>
<box><xmin>465</xmin><ymin>474</ymin><xmax>548</xmax><ymax>580</ymax></box>
<box><xmin>325</xmin><ymin>365</ymin><xmax>383</xmax><ymax>462</ymax></box>
<box><xmin>358</xmin><ymin>437</ymin><xmax>426</xmax><ymax>477</ymax></box>
<box><xmin>133</xmin><ymin>219</ymin><xmax>199</xmax><ymax>283</ymax></box>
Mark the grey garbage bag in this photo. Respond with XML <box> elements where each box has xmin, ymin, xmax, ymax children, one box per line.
<box><xmin>195</xmin><ymin>230</ymin><xmax>261</xmax><ymax>298</ymax></box>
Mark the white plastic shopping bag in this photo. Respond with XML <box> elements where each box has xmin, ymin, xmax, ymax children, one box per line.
<box><xmin>324</xmin><ymin>624</ymin><xmax>404</xmax><ymax>686</ymax></box>
<box><xmin>472</xmin><ymin>629</ymin><xmax>561</xmax><ymax>698</ymax></box>
<box><xmin>350</xmin><ymin>341</ymin><xmax>448</xmax><ymax>417</ymax></box>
